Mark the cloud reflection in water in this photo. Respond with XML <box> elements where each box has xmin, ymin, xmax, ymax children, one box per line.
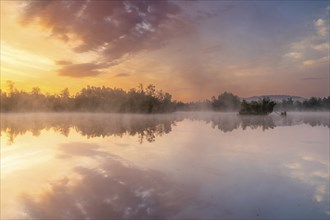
<box><xmin>20</xmin><ymin>142</ymin><xmax>195</xmax><ymax>219</ymax></box>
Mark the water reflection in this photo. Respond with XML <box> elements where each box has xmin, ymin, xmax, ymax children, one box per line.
<box><xmin>1</xmin><ymin>112</ymin><xmax>329</xmax><ymax>219</ymax></box>
<box><xmin>179</xmin><ymin>112</ymin><xmax>329</xmax><ymax>132</ymax></box>
<box><xmin>1</xmin><ymin>113</ymin><xmax>176</xmax><ymax>144</ymax></box>
<box><xmin>1</xmin><ymin>112</ymin><xmax>329</xmax><ymax>144</ymax></box>
<box><xmin>20</xmin><ymin>142</ymin><xmax>194</xmax><ymax>219</ymax></box>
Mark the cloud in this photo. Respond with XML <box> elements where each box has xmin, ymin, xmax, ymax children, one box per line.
<box><xmin>58</xmin><ymin>62</ymin><xmax>108</xmax><ymax>77</ymax></box>
<box><xmin>285</xmin><ymin>52</ymin><xmax>302</xmax><ymax>59</ymax></box>
<box><xmin>113</xmin><ymin>73</ymin><xmax>130</xmax><ymax>78</ymax></box>
<box><xmin>301</xmin><ymin>77</ymin><xmax>326</xmax><ymax>81</ymax></box>
<box><xmin>311</xmin><ymin>43</ymin><xmax>329</xmax><ymax>51</ymax></box>
<box><xmin>303</xmin><ymin>56</ymin><xmax>329</xmax><ymax>66</ymax></box>
<box><xmin>20</xmin><ymin>0</ymin><xmax>190</xmax><ymax>77</ymax></box>
<box><xmin>55</xmin><ymin>60</ymin><xmax>72</xmax><ymax>65</ymax></box>
<box><xmin>202</xmin><ymin>44</ymin><xmax>223</xmax><ymax>53</ymax></box>
<box><xmin>284</xmin><ymin>7</ymin><xmax>329</xmax><ymax>67</ymax></box>
<box><xmin>314</xmin><ymin>18</ymin><xmax>327</xmax><ymax>37</ymax></box>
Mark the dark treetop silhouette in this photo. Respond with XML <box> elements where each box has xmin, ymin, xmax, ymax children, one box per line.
<box><xmin>239</xmin><ymin>98</ymin><xmax>276</xmax><ymax>115</ymax></box>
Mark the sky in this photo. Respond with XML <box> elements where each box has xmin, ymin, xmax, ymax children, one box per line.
<box><xmin>0</xmin><ymin>0</ymin><xmax>329</xmax><ymax>101</ymax></box>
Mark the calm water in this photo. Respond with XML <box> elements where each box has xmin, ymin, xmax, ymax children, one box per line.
<box><xmin>1</xmin><ymin>112</ymin><xmax>329</xmax><ymax>219</ymax></box>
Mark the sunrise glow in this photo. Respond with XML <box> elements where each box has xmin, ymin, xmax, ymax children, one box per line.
<box><xmin>1</xmin><ymin>1</ymin><xmax>329</xmax><ymax>101</ymax></box>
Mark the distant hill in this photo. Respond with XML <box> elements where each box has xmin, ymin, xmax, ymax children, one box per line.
<box><xmin>241</xmin><ymin>95</ymin><xmax>306</xmax><ymax>102</ymax></box>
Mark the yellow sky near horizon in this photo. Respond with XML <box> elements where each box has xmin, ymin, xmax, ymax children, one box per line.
<box><xmin>0</xmin><ymin>2</ymin><xmax>140</xmax><ymax>96</ymax></box>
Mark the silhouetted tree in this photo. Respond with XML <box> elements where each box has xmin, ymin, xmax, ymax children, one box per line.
<box><xmin>211</xmin><ymin>92</ymin><xmax>241</xmax><ymax>111</ymax></box>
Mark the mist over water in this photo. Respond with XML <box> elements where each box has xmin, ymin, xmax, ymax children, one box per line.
<box><xmin>1</xmin><ymin>112</ymin><xmax>329</xmax><ymax>219</ymax></box>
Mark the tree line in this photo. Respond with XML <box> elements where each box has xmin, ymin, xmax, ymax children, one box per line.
<box><xmin>0</xmin><ymin>83</ymin><xmax>329</xmax><ymax>113</ymax></box>
<box><xmin>175</xmin><ymin>92</ymin><xmax>329</xmax><ymax>112</ymax></box>
<box><xmin>274</xmin><ymin>97</ymin><xmax>330</xmax><ymax>111</ymax></box>
<box><xmin>0</xmin><ymin>84</ymin><xmax>174</xmax><ymax>113</ymax></box>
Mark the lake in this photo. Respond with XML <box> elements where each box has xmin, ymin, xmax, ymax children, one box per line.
<box><xmin>1</xmin><ymin>112</ymin><xmax>329</xmax><ymax>219</ymax></box>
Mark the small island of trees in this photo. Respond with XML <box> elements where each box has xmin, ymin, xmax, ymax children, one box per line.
<box><xmin>239</xmin><ymin>98</ymin><xmax>276</xmax><ymax>115</ymax></box>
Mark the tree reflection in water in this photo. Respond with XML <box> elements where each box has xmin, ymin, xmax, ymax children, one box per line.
<box><xmin>1</xmin><ymin>112</ymin><xmax>329</xmax><ymax>144</ymax></box>
<box><xmin>0</xmin><ymin>113</ymin><xmax>177</xmax><ymax>145</ymax></box>
<box><xmin>20</xmin><ymin>143</ymin><xmax>195</xmax><ymax>219</ymax></box>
